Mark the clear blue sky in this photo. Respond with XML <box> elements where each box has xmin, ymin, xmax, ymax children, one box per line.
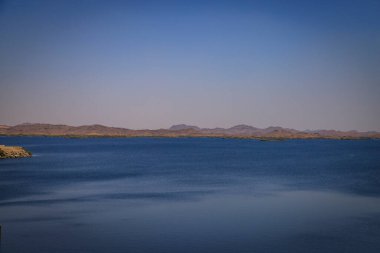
<box><xmin>1</xmin><ymin>0</ymin><xmax>379</xmax><ymax>131</ymax></box>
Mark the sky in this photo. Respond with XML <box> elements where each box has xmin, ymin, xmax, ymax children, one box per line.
<box><xmin>0</xmin><ymin>0</ymin><xmax>379</xmax><ymax>131</ymax></box>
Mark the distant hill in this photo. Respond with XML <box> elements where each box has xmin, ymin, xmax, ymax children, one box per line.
<box><xmin>0</xmin><ymin>123</ymin><xmax>379</xmax><ymax>139</ymax></box>
<box><xmin>226</xmin><ymin>125</ymin><xmax>260</xmax><ymax>135</ymax></box>
<box><xmin>169</xmin><ymin>124</ymin><xmax>200</xmax><ymax>131</ymax></box>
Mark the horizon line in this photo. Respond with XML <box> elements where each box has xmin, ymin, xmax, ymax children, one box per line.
<box><xmin>1</xmin><ymin>122</ymin><xmax>378</xmax><ymax>133</ymax></box>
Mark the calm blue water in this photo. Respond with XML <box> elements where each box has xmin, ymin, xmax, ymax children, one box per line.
<box><xmin>0</xmin><ymin>137</ymin><xmax>380</xmax><ymax>253</ymax></box>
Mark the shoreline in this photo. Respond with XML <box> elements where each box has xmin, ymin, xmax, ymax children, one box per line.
<box><xmin>0</xmin><ymin>134</ymin><xmax>377</xmax><ymax>141</ymax></box>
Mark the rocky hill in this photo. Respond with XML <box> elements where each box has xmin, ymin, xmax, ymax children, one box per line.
<box><xmin>169</xmin><ymin>124</ymin><xmax>200</xmax><ymax>131</ymax></box>
<box><xmin>0</xmin><ymin>123</ymin><xmax>379</xmax><ymax>140</ymax></box>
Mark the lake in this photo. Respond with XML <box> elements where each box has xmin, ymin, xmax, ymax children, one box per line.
<box><xmin>0</xmin><ymin>137</ymin><xmax>380</xmax><ymax>253</ymax></box>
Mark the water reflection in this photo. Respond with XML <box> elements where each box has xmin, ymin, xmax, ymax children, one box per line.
<box><xmin>0</xmin><ymin>190</ymin><xmax>214</xmax><ymax>207</ymax></box>
<box><xmin>1</xmin><ymin>185</ymin><xmax>380</xmax><ymax>253</ymax></box>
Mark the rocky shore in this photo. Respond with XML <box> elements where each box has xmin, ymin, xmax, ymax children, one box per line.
<box><xmin>0</xmin><ymin>145</ymin><xmax>32</xmax><ymax>159</ymax></box>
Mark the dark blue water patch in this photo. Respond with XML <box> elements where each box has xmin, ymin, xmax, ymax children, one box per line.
<box><xmin>278</xmin><ymin>213</ymin><xmax>380</xmax><ymax>253</ymax></box>
<box><xmin>0</xmin><ymin>190</ymin><xmax>214</xmax><ymax>207</ymax></box>
<box><xmin>3</xmin><ymin>216</ymin><xmax>72</xmax><ymax>223</ymax></box>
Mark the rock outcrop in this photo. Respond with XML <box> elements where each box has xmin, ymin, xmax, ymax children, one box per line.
<box><xmin>0</xmin><ymin>145</ymin><xmax>32</xmax><ymax>159</ymax></box>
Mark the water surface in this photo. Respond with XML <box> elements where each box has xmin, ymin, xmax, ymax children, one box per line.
<box><xmin>0</xmin><ymin>137</ymin><xmax>380</xmax><ymax>252</ymax></box>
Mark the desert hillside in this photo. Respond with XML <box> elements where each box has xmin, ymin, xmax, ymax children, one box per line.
<box><xmin>0</xmin><ymin>123</ymin><xmax>379</xmax><ymax>139</ymax></box>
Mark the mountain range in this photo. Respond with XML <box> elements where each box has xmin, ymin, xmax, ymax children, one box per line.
<box><xmin>0</xmin><ymin>123</ymin><xmax>379</xmax><ymax>139</ymax></box>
